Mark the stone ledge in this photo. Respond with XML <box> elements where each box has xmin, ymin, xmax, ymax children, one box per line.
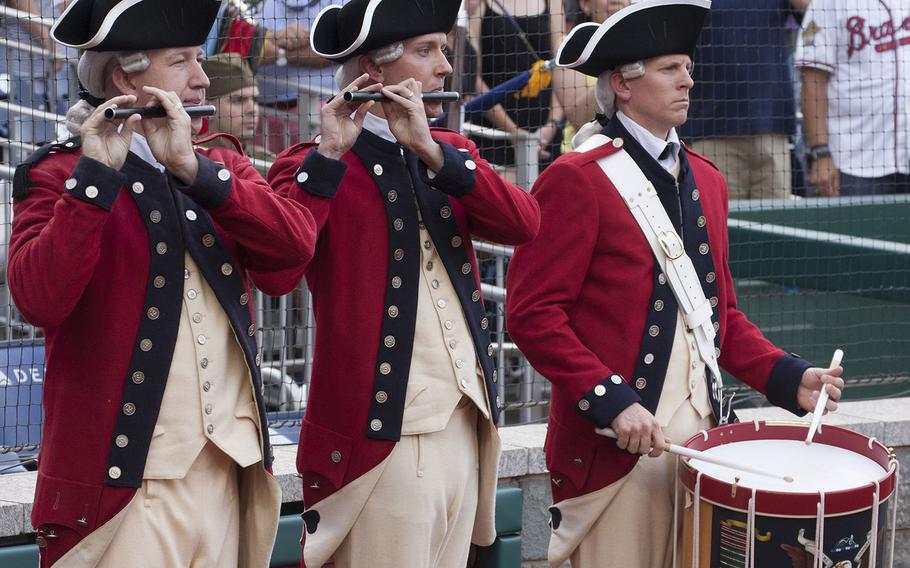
<box><xmin>1</xmin><ymin>398</ymin><xmax>909</xmax><ymax>539</ymax></box>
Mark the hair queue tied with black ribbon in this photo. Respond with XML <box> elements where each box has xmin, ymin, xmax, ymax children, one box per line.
<box><xmin>103</xmin><ymin>104</ymin><xmax>217</xmax><ymax>120</ymax></box>
<box><xmin>342</xmin><ymin>91</ymin><xmax>461</xmax><ymax>103</ymax></box>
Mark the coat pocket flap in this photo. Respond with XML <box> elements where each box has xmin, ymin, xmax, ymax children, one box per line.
<box><xmin>31</xmin><ymin>473</ymin><xmax>103</xmax><ymax>536</ymax></box>
<box><xmin>296</xmin><ymin>419</ymin><xmax>353</xmax><ymax>490</ymax></box>
<box><xmin>545</xmin><ymin>419</ymin><xmax>597</xmax><ymax>492</ymax></box>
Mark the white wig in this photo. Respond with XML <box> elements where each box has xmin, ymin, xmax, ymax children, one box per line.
<box><xmin>594</xmin><ymin>61</ymin><xmax>645</xmax><ymax>115</ymax></box>
<box><xmin>65</xmin><ymin>50</ymin><xmax>151</xmax><ymax>134</ymax></box>
<box><xmin>334</xmin><ymin>42</ymin><xmax>405</xmax><ymax>90</ymax></box>
<box><xmin>573</xmin><ymin>61</ymin><xmax>646</xmax><ymax>149</ymax></box>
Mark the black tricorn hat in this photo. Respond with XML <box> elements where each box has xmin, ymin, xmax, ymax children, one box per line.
<box><xmin>556</xmin><ymin>0</ymin><xmax>710</xmax><ymax>77</ymax></box>
<box><xmin>51</xmin><ymin>0</ymin><xmax>222</xmax><ymax>51</ymax></box>
<box><xmin>311</xmin><ymin>0</ymin><xmax>460</xmax><ymax>62</ymax></box>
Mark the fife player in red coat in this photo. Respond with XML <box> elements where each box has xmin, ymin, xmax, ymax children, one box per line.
<box><xmin>265</xmin><ymin>0</ymin><xmax>540</xmax><ymax>565</ymax></box>
<box><xmin>506</xmin><ymin>1</ymin><xmax>846</xmax><ymax>566</ymax></box>
<box><xmin>8</xmin><ymin>1</ymin><xmax>317</xmax><ymax>565</ymax></box>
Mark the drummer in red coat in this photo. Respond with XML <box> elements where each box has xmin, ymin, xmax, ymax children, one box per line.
<box><xmin>506</xmin><ymin>1</ymin><xmax>846</xmax><ymax>566</ymax></box>
<box><xmin>8</xmin><ymin>1</ymin><xmax>317</xmax><ymax>566</ymax></box>
<box><xmin>265</xmin><ymin>0</ymin><xmax>540</xmax><ymax>565</ymax></box>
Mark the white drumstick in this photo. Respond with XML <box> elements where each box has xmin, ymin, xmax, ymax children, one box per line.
<box><xmin>804</xmin><ymin>348</ymin><xmax>844</xmax><ymax>446</ymax></box>
<box><xmin>595</xmin><ymin>427</ymin><xmax>794</xmax><ymax>483</ymax></box>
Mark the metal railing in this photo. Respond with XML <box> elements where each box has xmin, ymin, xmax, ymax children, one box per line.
<box><xmin>0</xmin><ymin>4</ymin><xmax>78</xmax><ymax>132</ymax></box>
<box><xmin>0</xmin><ymin>5</ymin><xmax>55</xmax><ymax>27</ymax></box>
<box><xmin>461</xmin><ymin>123</ymin><xmax>540</xmax><ymax>191</ymax></box>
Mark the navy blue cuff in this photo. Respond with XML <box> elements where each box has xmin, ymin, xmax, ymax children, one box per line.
<box><xmin>576</xmin><ymin>374</ymin><xmax>643</xmax><ymax>429</ymax></box>
<box><xmin>418</xmin><ymin>142</ymin><xmax>477</xmax><ymax>198</ymax></box>
<box><xmin>172</xmin><ymin>155</ymin><xmax>232</xmax><ymax>209</ymax></box>
<box><xmin>64</xmin><ymin>156</ymin><xmax>126</xmax><ymax>211</ymax></box>
<box><xmin>767</xmin><ymin>353</ymin><xmax>814</xmax><ymax>416</ymax></box>
<box><xmin>294</xmin><ymin>149</ymin><xmax>347</xmax><ymax>198</ymax></box>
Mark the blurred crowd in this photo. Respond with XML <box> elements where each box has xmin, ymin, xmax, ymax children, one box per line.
<box><xmin>2</xmin><ymin>0</ymin><xmax>909</xmax><ymax>197</ymax></box>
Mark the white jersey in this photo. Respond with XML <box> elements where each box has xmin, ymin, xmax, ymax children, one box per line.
<box><xmin>795</xmin><ymin>0</ymin><xmax>910</xmax><ymax>178</ymax></box>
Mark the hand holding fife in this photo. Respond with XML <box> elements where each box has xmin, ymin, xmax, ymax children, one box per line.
<box><xmin>317</xmin><ymin>74</ymin><xmax>379</xmax><ymax>161</ymax></box>
<box><xmin>609</xmin><ymin>402</ymin><xmax>667</xmax><ymax>457</ymax></box>
<box><xmin>139</xmin><ymin>86</ymin><xmax>199</xmax><ymax>185</ymax></box>
<box><xmin>80</xmin><ymin>94</ymin><xmax>142</xmax><ymax>171</ymax></box>
<box><xmin>380</xmin><ymin>79</ymin><xmax>444</xmax><ymax>171</ymax></box>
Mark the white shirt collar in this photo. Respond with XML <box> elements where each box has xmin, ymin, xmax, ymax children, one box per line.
<box><xmin>362</xmin><ymin>112</ymin><xmax>397</xmax><ymax>143</ymax></box>
<box><xmin>128</xmin><ymin>132</ymin><xmax>166</xmax><ymax>172</ymax></box>
<box><xmin>615</xmin><ymin>111</ymin><xmax>680</xmax><ymax>174</ymax></box>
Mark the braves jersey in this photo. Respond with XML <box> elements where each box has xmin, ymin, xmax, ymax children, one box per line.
<box><xmin>795</xmin><ymin>0</ymin><xmax>910</xmax><ymax>178</ymax></box>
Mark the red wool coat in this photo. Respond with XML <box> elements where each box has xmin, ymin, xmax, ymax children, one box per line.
<box><xmin>506</xmin><ymin>129</ymin><xmax>810</xmax><ymax>504</ymax></box>
<box><xmin>265</xmin><ymin>128</ymin><xmax>540</xmax><ymax>515</ymax></box>
<box><xmin>9</xmin><ymin>136</ymin><xmax>316</xmax><ymax>563</ymax></box>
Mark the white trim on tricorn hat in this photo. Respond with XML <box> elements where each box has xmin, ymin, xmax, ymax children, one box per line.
<box><xmin>310</xmin><ymin>0</ymin><xmax>461</xmax><ymax>61</ymax></box>
<box><xmin>51</xmin><ymin>0</ymin><xmax>222</xmax><ymax>51</ymax></box>
<box><xmin>310</xmin><ymin>0</ymin><xmax>385</xmax><ymax>60</ymax></box>
<box><xmin>52</xmin><ymin>0</ymin><xmax>143</xmax><ymax>50</ymax></box>
<box><xmin>556</xmin><ymin>0</ymin><xmax>711</xmax><ymax>77</ymax></box>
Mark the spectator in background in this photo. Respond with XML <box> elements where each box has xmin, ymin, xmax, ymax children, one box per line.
<box><xmin>205</xmin><ymin>0</ymin><xmax>278</xmax><ymax>73</ymax></box>
<box><xmin>256</xmin><ymin>0</ymin><xmax>336</xmax><ymax>151</ymax></box>
<box><xmin>201</xmin><ymin>52</ymin><xmax>275</xmax><ymax>174</ymax></box>
<box><xmin>468</xmin><ymin>0</ymin><xmax>566</xmax><ymax>171</ymax></box>
<box><xmin>1</xmin><ymin>0</ymin><xmax>74</xmax><ymax>144</ymax></box>
<box><xmin>551</xmin><ymin>0</ymin><xmax>628</xmax><ymax>152</ymax></box>
<box><xmin>259</xmin><ymin>0</ymin><xmax>337</xmax><ymax>100</ymax></box>
<box><xmin>681</xmin><ymin>0</ymin><xmax>809</xmax><ymax>200</ymax></box>
<box><xmin>796</xmin><ymin>0</ymin><xmax>910</xmax><ymax>196</ymax></box>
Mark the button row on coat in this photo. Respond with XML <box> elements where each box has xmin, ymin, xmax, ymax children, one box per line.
<box><xmin>370</xmin><ymin>158</ymin><xmax>475</xmax><ymax>177</ymax></box>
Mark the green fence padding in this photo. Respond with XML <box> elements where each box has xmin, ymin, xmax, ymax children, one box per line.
<box><xmin>270</xmin><ymin>514</ymin><xmax>303</xmax><ymax>566</ymax></box>
<box><xmin>721</xmin><ymin>196</ymin><xmax>910</xmax><ymax>394</ymax></box>
<box><xmin>475</xmin><ymin>534</ymin><xmax>522</xmax><ymax>568</ymax></box>
<box><xmin>729</xmin><ymin>198</ymin><xmax>910</xmax><ymax>244</ymax></box>
<box><xmin>728</xmin><ymin>221</ymin><xmax>910</xmax><ymax>305</ymax></box>
<box><xmin>494</xmin><ymin>486</ymin><xmax>523</xmax><ymax>535</ymax></box>
<box><xmin>0</xmin><ymin>543</ymin><xmax>38</xmax><ymax>567</ymax></box>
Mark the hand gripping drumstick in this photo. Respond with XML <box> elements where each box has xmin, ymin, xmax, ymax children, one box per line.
<box><xmin>805</xmin><ymin>348</ymin><xmax>845</xmax><ymax>445</ymax></box>
<box><xmin>595</xmin><ymin>427</ymin><xmax>795</xmax><ymax>483</ymax></box>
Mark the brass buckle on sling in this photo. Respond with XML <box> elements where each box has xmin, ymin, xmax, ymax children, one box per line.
<box><xmin>657</xmin><ymin>231</ymin><xmax>684</xmax><ymax>260</ymax></box>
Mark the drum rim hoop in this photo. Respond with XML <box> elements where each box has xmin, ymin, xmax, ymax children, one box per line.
<box><xmin>677</xmin><ymin>421</ymin><xmax>897</xmax><ymax>515</ymax></box>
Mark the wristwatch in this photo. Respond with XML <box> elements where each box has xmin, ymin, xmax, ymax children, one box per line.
<box><xmin>807</xmin><ymin>144</ymin><xmax>832</xmax><ymax>164</ymax></box>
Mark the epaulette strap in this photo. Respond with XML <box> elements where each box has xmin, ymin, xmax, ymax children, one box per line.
<box><xmin>195</xmin><ymin>132</ymin><xmax>244</xmax><ymax>155</ymax></box>
<box><xmin>573</xmin><ymin>133</ymin><xmax>610</xmax><ymax>154</ymax></box>
<box><xmin>12</xmin><ymin>164</ymin><xmax>32</xmax><ymax>200</ymax></box>
<box><xmin>12</xmin><ymin>137</ymin><xmax>82</xmax><ymax>200</ymax></box>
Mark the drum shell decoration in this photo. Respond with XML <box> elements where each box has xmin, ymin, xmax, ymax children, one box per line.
<box><xmin>678</xmin><ymin>422</ymin><xmax>898</xmax><ymax>568</ymax></box>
